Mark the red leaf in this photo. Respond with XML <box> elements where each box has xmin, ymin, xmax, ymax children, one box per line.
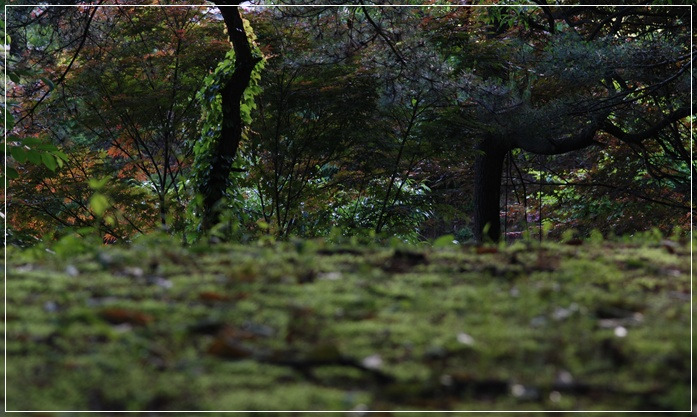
<box><xmin>100</xmin><ymin>308</ymin><xmax>153</xmax><ymax>326</ymax></box>
<box><xmin>476</xmin><ymin>246</ymin><xmax>498</xmax><ymax>255</ymax></box>
<box><xmin>199</xmin><ymin>291</ymin><xmax>231</xmax><ymax>302</ymax></box>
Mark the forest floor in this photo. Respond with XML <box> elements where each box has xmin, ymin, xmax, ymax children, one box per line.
<box><xmin>3</xmin><ymin>234</ymin><xmax>692</xmax><ymax>413</ymax></box>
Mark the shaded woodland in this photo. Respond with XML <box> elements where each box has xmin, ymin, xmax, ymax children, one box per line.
<box><xmin>3</xmin><ymin>2</ymin><xmax>692</xmax><ymax>245</ymax></box>
<box><xmin>1</xmin><ymin>2</ymin><xmax>693</xmax><ymax>413</ymax></box>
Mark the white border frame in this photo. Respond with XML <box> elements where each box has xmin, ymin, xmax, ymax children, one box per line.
<box><xmin>3</xmin><ymin>2</ymin><xmax>693</xmax><ymax>414</ymax></box>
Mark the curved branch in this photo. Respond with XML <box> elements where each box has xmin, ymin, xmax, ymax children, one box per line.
<box><xmin>601</xmin><ymin>107</ymin><xmax>691</xmax><ymax>144</ymax></box>
<box><xmin>532</xmin><ymin>0</ymin><xmax>556</xmax><ymax>33</ymax></box>
<box><xmin>586</xmin><ymin>6</ymin><xmax>639</xmax><ymax>41</ymax></box>
<box><xmin>360</xmin><ymin>4</ymin><xmax>406</xmax><ymax>66</ymax></box>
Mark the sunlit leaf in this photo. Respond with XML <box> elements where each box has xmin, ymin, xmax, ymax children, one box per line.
<box><xmin>433</xmin><ymin>234</ymin><xmax>457</xmax><ymax>248</ymax></box>
<box><xmin>89</xmin><ymin>193</ymin><xmax>110</xmax><ymax>216</ymax></box>
<box><xmin>88</xmin><ymin>177</ymin><xmax>110</xmax><ymax>190</ymax></box>
<box><xmin>54</xmin><ymin>151</ymin><xmax>69</xmax><ymax>161</ymax></box>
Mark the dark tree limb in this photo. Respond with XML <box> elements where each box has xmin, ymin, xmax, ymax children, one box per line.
<box><xmin>360</xmin><ymin>4</ymin><xmax>407</xmax><ymax>66</ymax></box>
<box><xmin>586</xmin><ymin>6</ymin><xmax>639</xmax><ymax>41</ymax></box>
<box><xmin>601</xmin><ymin>107</ymin><xmax>691</xmax><ymax>144</ymax></box>
<box><xmin>532</xmin><ymin>0</ymin><xmax>556</xmax><ymax>33</ymax></box>
<box><xmin>201</xmin><ymin>2</ymin><xmax>263</xmax><ymax>230</ymax></box>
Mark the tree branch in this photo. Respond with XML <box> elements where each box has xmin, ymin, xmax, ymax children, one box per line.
<box><xmin>601</xmin><ymin>107</ymin><xmax>691</xmax><ymax>144</ymax></box>
<box><xmin>14</xmin><ymin>2</ymin><xmax>102</xmax><ymax>128</ymax></box>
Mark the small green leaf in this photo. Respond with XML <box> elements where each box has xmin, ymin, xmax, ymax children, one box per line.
<box><xmin>26</xmin><ymin>149</ymin><xmax>42</xmax><ymax>165</ymax></box>
<box><xmin>89</xmin><ymin>193</ymin><xmax>110</xmax><ymax>217</ymax></box>
<box><xmin>41</xmin><ymin>153</ymin><xmax>57</xmax><ymax>171</ymax></box>
<box><xmin>88</xmin><ymin>177</ymin><xmax>110</xmax><ymax>190</ymax></box>
<box><xmin>4</xmin><ymin>107</ymin><xmax>15</xmax><ymax>131</ymax></box>
<box><xmin>5</xmin><ymin>167</ymin><xmax>19</xmax><ymax>179</ymax></box>
<box><xmin>10</xmin><ymin>146</ymin><xmax>27</xmax><ymax>164</ymax></box>
<box><xmin>36</xmin><ymin>143</ymin><xmax>58</xmax><ymax>151</ymax></box>
<box><xmin>19</xmin><ymin>137</ymin><xmax>42</xmax><ymax>146</ymax></box>
<box><xmin>433</xmin><ymin>234</ymin><xmax>457</xmax><ymax>248</ymax></box>
<box><xmin>54</xmin><ymin>151</ymin><xmax>69</xmax><ymax>162</ymax></box>
<box><xmin>8</xmin><ymin>72</ymin><xmax>19</xmax><ymax>83</ymax></box>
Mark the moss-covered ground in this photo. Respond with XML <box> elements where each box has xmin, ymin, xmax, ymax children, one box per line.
<box><xmin>3</xmin><ymin>235</ymin><xmax>692</xmax><ymax>413</ymax></box>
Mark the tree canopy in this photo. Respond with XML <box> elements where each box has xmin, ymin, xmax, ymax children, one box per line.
<box><xmin>3</xmin><ymin>2</ymin><xmax>692</xmax><ymax>246</ymax></box>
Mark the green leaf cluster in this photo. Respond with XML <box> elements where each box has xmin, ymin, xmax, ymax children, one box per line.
<box><xmin>189</xmin><ymin>18</ymin><xmax>265</xmax><ymax>227</ymax></box>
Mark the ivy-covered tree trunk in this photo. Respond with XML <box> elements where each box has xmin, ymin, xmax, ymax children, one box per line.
<box><xmin>201</xmin><ymin>2</ymin><xmax>262</xmax><ymax>230</ymax></box>
<box><xmin>473</xmin><ymin>135</ymin><xmax>510</xmax><ymax>243</ymax></box>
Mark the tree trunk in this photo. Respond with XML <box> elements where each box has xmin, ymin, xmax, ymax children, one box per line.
<box><xmin>473</xmin><ymin>135</ymin><xmax>509</xmax><ymax>243</ymax></box>
<box><xmin>159</xmin><ymin>193</ymin><xmax>167</xmax><ymax>228</ymax></box>
<box><xmin>201</xmin><ymin>3</ymin><xmax>261</xmax><ymax>230</ymax></box>
<box><xmin>472</xmin><ymin>118</ymin><xmax>606</xmax><ymax>242</ymax></box>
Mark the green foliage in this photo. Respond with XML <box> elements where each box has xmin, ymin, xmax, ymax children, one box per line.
<box><xmin>1</xmin><ymin>18</ymin><xmax>67</xmax><ymax>185</ymax></box>
<box><xmin>5</xmin><ymin>5</ymin><xmax>690</xmax><ymax>245</ymax></box>
<box><xmin>189</xmin><ymin>18</ymin><xmax>265</xmax><ymax>234</ymax></box>
<box><xmin>88</xmin><ymin>193</ymin><xmax>110</xmax><ymax>217</ymax></box>
<box><xmin>432</xmin><ymin>234</ymin><xmax>457</xmax><ymax>248</ymax></box>
<box><xmin>4</xmin><ymin>136</ymin><xmax>69</xmax><ymax>183</ymax></box>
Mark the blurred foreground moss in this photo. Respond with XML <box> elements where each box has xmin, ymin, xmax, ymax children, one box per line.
<box><xmin>4</xmin><ymin>237</ymin><xmax>691</xmax><ymax>412</ymax></box>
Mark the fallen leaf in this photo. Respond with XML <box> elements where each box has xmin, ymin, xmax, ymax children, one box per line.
<box><xmin>199</xmin><ymin>291</ymin><xmax>231</xmax><ymax>302</ymax></box>
<box><xmin>456</xmin><ymin>332</ymin><xmax>475</xmax><ymax>346</ymax></box>
<box><xmin>361</xmin><ymin>354</ymin><xmax>383</xmax><ymax>369</ymax></box>
<box><xmin>207</xmin><ymin>337</ymin><xmax>253</xmax><ymax>359</ymax></box>
<box><xmin>614</xmin><ymin>326</ymin><xmax>628</xmax><ymax>338</ymax></box>
<box><xmin>65</xmin><ymin>265</ymin><xmax>79</xmax><ymax>277</ymax></box>
<box><xmin>476</xmin><ymin>246</ymin><xmax>498</xmax><ymax>255</ymax></box>
<box><xmin>100</xmin><ymin>308</ymin><xmax>153</xmax><ymax>326</ymax></box>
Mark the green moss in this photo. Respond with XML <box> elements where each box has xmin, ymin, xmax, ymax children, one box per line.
<box><xmin>4</xmin><ymin>239</ymin><xmax>691</xmax><ymax>411</ymax></box>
